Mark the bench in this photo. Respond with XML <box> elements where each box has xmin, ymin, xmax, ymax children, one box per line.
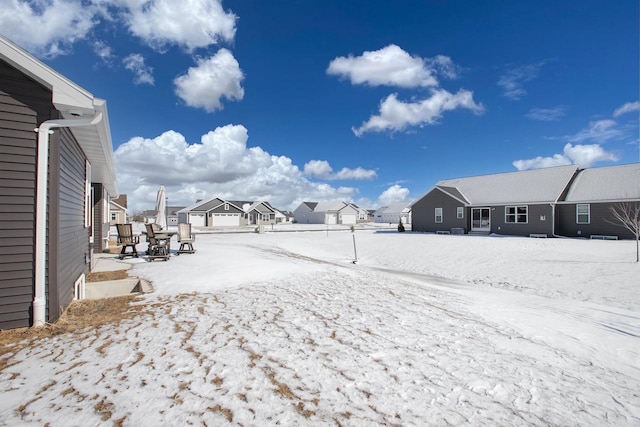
<box><xmin>436</xmin><ymin>230</ymin><xmax>451</xmax><ymax>235</ymax></box>
<box><xmin>590</xmin><ymin>235</ymin><xmax>618</xmax><ymax>240</ymax></box>
<box><xmin>529</xmin><ymin>233</ymin><xmax>547</xmax><ymax>238</ymax></box>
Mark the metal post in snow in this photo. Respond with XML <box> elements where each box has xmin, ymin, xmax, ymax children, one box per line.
<box><xmin>351</xmin><ymin>224</ymin><xmax>358</xmax><ymax>264</ymax></box>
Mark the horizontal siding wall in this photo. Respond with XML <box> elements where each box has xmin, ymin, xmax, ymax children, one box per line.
<box><xmin>0</xmin><ymin>60</ymin><xmax>52</xmax><ymax>329</ymax></box>
<box><xmin>491</xmin><ymin>204</ymin><xmax>554</xmax><ymax>237</ymax></box>
<box><xmin>50</xmin><ymin>127</ymin><xmax>90</xmax><ymax>321</ymax></box>
<box><xmin>557</xmin><ymin>202</ymin><xmax>639</xmax><ymax>239</ymax></box>
<box><xmin>412</xmin><ymin>189</ymin><xmax>466</xmax><ymax>233</ymax></box>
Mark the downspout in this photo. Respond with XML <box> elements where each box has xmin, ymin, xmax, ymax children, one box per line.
<box><xmin>33</xmin><ymin>113</ymin><xmax>103</xmax><ymax>327</ymax></box>
<box><xmin>550</xmin><ymin>202</ymin><xmax>559</xmax><ymax>237</ymax></box>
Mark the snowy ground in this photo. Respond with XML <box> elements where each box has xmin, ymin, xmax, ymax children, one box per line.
<box><xmin>1</xmin><ymin>225</ymin><xmax>639</xmax><ymax>426</ymax></box>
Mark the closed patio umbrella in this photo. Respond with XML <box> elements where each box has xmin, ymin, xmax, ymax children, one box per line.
<box><xmin>155</xmin><ymin>185</ymin><xmax>167</xmax><ymax>229</ymax></box>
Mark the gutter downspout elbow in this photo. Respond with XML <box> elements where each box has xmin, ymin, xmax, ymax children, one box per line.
<box><xmin>33</xmin><ymin>113</ymin><xmax>103</xmax><ymax>327</ymax></box>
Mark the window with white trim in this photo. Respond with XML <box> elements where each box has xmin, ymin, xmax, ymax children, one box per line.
<box><xmin>224</xmin><ymin>203</ymin><xmax>229</xmax><ymax>210</ymax></box>
<box><xmin>435</xmin><ymin>208</ymin><xmax>443</xmax><ymax>223</ymax></box>
<box><xmin>505</xmin><ymin>206</ymin><xmax>528</xmax><ymax>223</ymax></box>
<box><xmin>576</xmin><ymin>204</ymin><xmax>590</xmax><ymax>224</ymax></box>
<box><xmin>456</xmin><ymin>207</ymin><xmax>464</xmax><ymax>219</ymax></box>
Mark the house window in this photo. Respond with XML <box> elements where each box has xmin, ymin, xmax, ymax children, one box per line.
<box><xmin>506</xmin><ymin>206</ymin><xmax>528</xmax><ymax>223</ymax></box>
<box><xmin>224</xmin><ymin>203</ymin><xmax>229</xmax><ymax>210</ymax></box>
<box><xmin>111</xmin><ymin>212</ymin><xmax>117</xmax><ymax>221</ymax></box>
<box><xmin>435</xmin><ymin>208</ymin><xmax>443</xmax><ymax>223</ymax></box>
<box><xmin>456</xmin><ymin>207</ymin><xmax>464</xmax><ymax>219</ymax></box>
<box><xmin>576</xmin><ymin>204</ymin><xmax>590</xmax><ymax>224</ymax></box>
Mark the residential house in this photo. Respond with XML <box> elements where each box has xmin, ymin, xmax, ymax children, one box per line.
<box><xmin>0</xmin><ymin>35</ymin><xmax>118</xmax><ymax>329</ymax></box>
<box><xmin>293</xmin><ymin>201</ymin><xmax>359</xmax><ymax>225</ymax></box>
<box><xmin>374</xmin><ymin>201</ymin><xmax>413</xmax><ymax>224</ymax></box>
<box><xmin>235</xmin><ymin>201</ymin><xmax>277</xmax><ymax>225</ymax></box>
<box><xmin>412</xmin><ymin>164</ymin><xmax>640</xmax><ymax>239</ymax></box>
<box><xmin>109</xmin><ymin>194</ymin><xmax>127</xmax><ymax>225</ymax></box>
<box><xmin>351</xmin><ymin>204</ymin><xmax>370</xmax><ymax>222</ymax></box>
<box><xmin>167</xmin><ymin>206</ymin><xmax>184</xmax><ymax>226</ymax></box>
<box><xmin>556</xmin><ymin>164</ymin><xmax>640</xmax><ymax>239</ymax></box>
<box><xmin>177</xmin><ymin>197</ymin><xmax>244</xmax><ymax>227</ymax></box>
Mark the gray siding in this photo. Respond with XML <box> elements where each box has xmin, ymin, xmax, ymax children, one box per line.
<box><xmin>412</xmin><ymin>189</ymin><xmax>467</xmax><ymax>233</ymax></box>
<box><xmin>0</xmin><ymin>60</ymin><xmax>51</xmax><ymax>329</ymax></box>
<box><xmin>490</xmin><ymin>204</ymin><xmax>554</xmax><ymax>237</ymax></box>
<box><xmin>49</xmin><ymin>126</ymin><xmax>90</xmax><ymax>321</ymax></box>
<box><xmin>557</xmin><ymin>202</ymin><xmax>639</xmax><ymax>239</ymax></box>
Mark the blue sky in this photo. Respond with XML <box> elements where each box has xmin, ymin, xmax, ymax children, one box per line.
<box><xmin>1</xmin><ymin>1</ymin><xmax>638</xmax><ymax>212</ymax></box>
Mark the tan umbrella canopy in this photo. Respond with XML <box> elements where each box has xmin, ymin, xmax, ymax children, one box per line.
<box><xmin>155</xmin><ymin>185</ymin><xmax>167</xmax><ymax>229</ymax></box>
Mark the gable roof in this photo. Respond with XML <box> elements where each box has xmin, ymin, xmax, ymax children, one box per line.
<box><xmin>0</xmin><ymin>35</ymin><xmax>117</xmax><ymax>196</ymax></box>
<box><xmin>562</xmin><ymin>163</ymin><xmax>640</xmax><ymax>203</ymax></box>
<box><xmin>376</xmin><ymin>201</ymin><xmax>413</xmax><ymax>215</ymax></box>
<box><xmin>435</xmin><ymin>165</ymin><xmax>580</xmax><ymax>205</ymax></box>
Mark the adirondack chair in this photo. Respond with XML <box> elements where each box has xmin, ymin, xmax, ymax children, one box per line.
<box><xmin>144</xmin><ymin>223</ymin><xmax>170</xmax><ymax>261</ymax></box>
<box><xmin>177</xmin><ymin>223</ymin><xmax>196</xmax><ymax>254</ymax></box>
<box><xmin>116</xmin><ymin>223</ymin><xmax>140</xmax><ymax>260</ymax></box>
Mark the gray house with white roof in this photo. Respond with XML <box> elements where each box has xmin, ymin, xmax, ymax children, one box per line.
<box><xmin>556</xmin><ymin>164</ymin><xmax>640</xmax><ymax>239</ymax></box>
<box><xmin>294</xmin><ymin>201</ymin><xmax>359</xmax><ymax>225</ymax></box>
<box><xmin>0</xmin><ymin>35</ymin><xmax>118</xmax><ymax>329</ymax></box>
<box><xmin>412</xmin><ymin>164</ymin><xmax>640</xmax><ymax>239</ymax></box>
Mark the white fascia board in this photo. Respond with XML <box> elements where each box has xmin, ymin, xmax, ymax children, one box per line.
<box><xmin>0</xmin><ymin>35</ymin><xmax>95</xmax><ymax>116</ymax></box>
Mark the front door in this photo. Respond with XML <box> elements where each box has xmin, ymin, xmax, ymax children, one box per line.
<box><xmin>471</xmin><ymin>208</ymin><xmax>491</xmax><ymax>232</ymax></box>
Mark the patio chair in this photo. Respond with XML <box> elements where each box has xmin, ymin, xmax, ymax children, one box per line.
<box><xmin>177</xmin><ymin>223</ymin><xmax>196</xmax><ymax>254</ymax></box>
<box><xmin>144</xmin><ymin>223</ymin><xmax>170</xmax><ymax>261</ymax></box>
<box><xmin>116</xmin><ymin>223</ymin><xmax>140</xmax><ymax>260</ymax></box>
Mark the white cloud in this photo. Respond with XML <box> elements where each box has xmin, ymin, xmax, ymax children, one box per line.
<box><xmin>567</xmin><ymin>119</ymin><xmax>622</xmax><ymax>144</ymax></box>
<box><xmin>498</xmin><ymin>62</ymin><xmax>544</xmax><ymax>100</ymax></box>
<box><xmin>377</xmin><ymin>185</ymin><xmax>410</xmax><ymax>206</ymax></box>
<box><xmin>426</xmin><ymin>55</ymin><xmax>461</xmax><ymax>80</ymax></box>
<box><xmin>353</xmin><ymin>89</ymin><xmax>484</xmax><ymax>136</ymax></box>
<box><xmin>0</xmin><ymin>0</ymin><xmax>97</xmax><ymax>58</ymax></box>
<box><xmin>174</xmin><ymin>49</ymin><xmax>244</xmax><ymax>112</ymax></box>
<box><xmin>114</xmin><ymin>125</ymin><xmax>364</xmax><ymax>212</ymax></box>
<box><xmin>119</xmin><ymin>0</ymin><xmax>236</xmax><ymax>52</ymax></box>
<box><xmin>613</xmin><ymin>101</ymin><xmax>640</xmax><ymax>117</ymax></box>
<box><xmin>327</xmin><ymin>44</ymin><xmax>444</xmax><ymax>88</ymax></box>
<box><xmin>513</xmin><ymin>143</ymin><xmax>618</xmax><ymax>170</ymax></box>
<box><xmin>93</xmin><ymin>39</ymin><xmax>114</xmax><ymax>64</ymax></box>
<box><xmin>303</xmin><ymin>160</ymin><xmax>377</xmax><ymax>180</ymax></box>
<box><xmin>525</xmin><ymin>106</ymin><xmax>566</xmax><ymax>122</ymax></box>
<box><xmin>123</xmin><ymin>53</ymin><xmax>154</xmax><ymax>85</ymax></box>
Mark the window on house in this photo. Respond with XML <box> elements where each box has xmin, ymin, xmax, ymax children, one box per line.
<box><xmin>111</xmin><ymin>212</ymin><xmax>117</xmax><ymax>221</ymax></box>
<box><xmin>456</xmin><ymin>207</ymin><xmax>464</xmax><ymax>219</ymax></box>
<box><xmin>506</xmin><ymin>206</ymin><xmax>528</xmax><ymax>223</ymax></box>
<box><xmin>224</xmin><ymin>203</ymin><xmax>229</xmax><ymax>210</ymax></box>
<box><xmin>435</xmin><ymin>208</ymin><xmax>443</xmax><ymax>223</ymax></box>
<box><xmin>576</xmin><ymin>204</ymin><xmax>590</xmax><ymax>224</ymax></box>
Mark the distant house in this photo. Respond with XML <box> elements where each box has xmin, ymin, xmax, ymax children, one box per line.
<box><xmin>142</xmin><ymin>209</ymin><xmax>157</xmax><ymax>224</ymax></box>
<box><xmin>293</xmin><ymin>201</ymin><xmax>359</xmax><ymax>225</ymax></box>
<box><xmin>234</xmin><ymin>201</ymin><xmax>277</xmax><ymax>225</ymax></box>
<box><xmin>411</xmin><ymin>164</ymin><xmax>640</xmax><ymax>239</ymax></box>
<box><xmin>374</xmin><ymin>202</ymin><xmax>413</xmax><ymax>224</ymax></box>
<box><xmin>0</xmin><ymin>35</ymin><xmax>118</xmax><ymax>329</ymax></box>
<box><xmin>109</xmin><ymin>195</ymin><xmax>127</xmax><ymax>225</ymax></box>
<box><xmin>167</xmin><ymin>206</ymin><xmax>185</xmax><ymax>226</ymax></box>
<box><xmin>351</xmin><ymin>204</ymin><xmax>370</xmax><ymax>222</ymax></box>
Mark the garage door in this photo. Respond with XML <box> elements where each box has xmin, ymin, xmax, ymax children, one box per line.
<box><xmin>189</xmin><ymin>213</ymin><xmax>205</xmax><ymax>227</ymax></box>
<box><xmin>340</xmin><ymin>214</ymin><xmax>356</xmax><ymax>225</ymax></box>
<box><xmin>210</xmin><ymin>213</ymin><xmax>240</xmax><ymax>226</ymax></box>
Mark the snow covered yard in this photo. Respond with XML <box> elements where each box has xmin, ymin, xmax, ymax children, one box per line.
<box><xmin>1</xmin><ymin>229</ymin><xmax>639</xmax><ymax>426</ymax></box>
